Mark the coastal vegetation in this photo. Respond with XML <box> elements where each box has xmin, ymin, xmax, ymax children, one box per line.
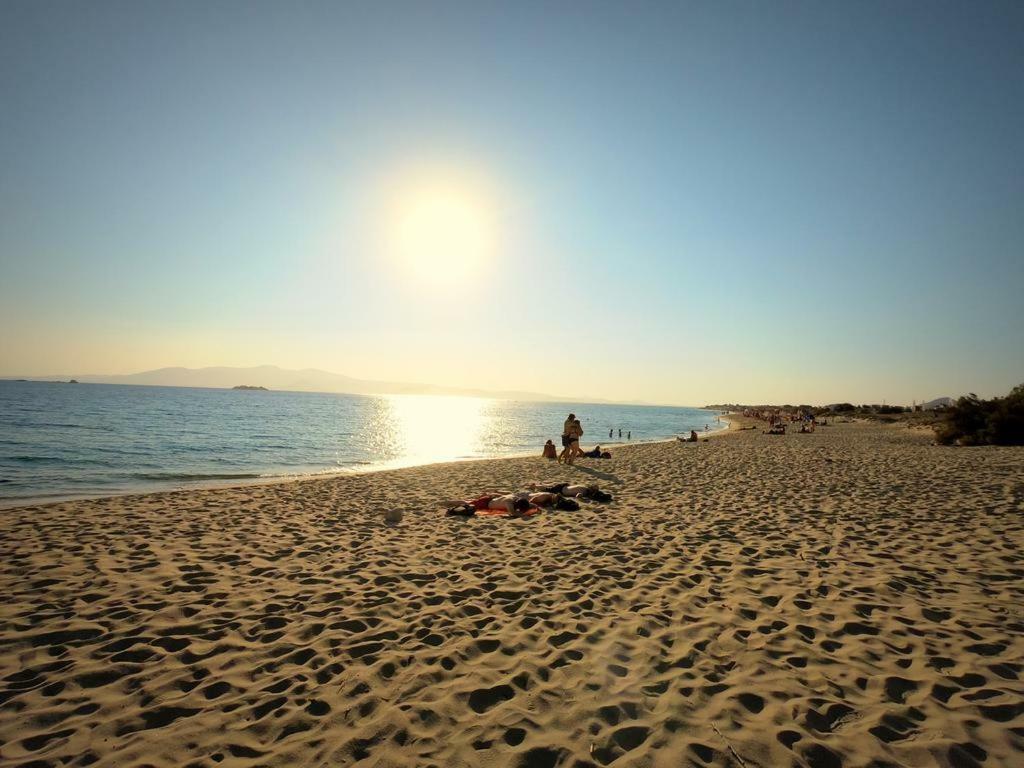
<box><xmin>934</xmin><ymin>384</ymin><xmax>1024</xmax><ymax>446</ymax></box>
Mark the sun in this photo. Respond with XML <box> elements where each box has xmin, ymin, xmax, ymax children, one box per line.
<box><xmin>389</xmin><ymin>184</ymin><xmax>496</xmax><ymax>286</ymax></box>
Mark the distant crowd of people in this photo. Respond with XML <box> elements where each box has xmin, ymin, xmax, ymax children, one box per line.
<box><xmin>741</xmin><ymin>407</ymin><xmax>825</xmax><ymax>435</ymax></box>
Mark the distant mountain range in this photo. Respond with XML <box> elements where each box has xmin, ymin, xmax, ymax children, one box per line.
<box><xmin>5</xmin><ymin>365</ymin><xmax>597</xmax><ymax>403</ymax></box>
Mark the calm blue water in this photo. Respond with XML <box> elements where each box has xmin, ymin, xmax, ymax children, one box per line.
<box><xmin>0</xmin><ymin>381</ymin><xmax>721</xmax><ymax>505</ymax></box>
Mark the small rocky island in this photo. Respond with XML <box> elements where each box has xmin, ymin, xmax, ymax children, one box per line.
<box><xmin>232</xmin><ymin>385</ymin><xmax>268</xmax><ymax>391</ymax></box>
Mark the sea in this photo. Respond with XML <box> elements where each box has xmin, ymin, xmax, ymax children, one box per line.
<box><xmin>0</xmin><ymin>381</ymin><xmax>722</xmax><ymax>506</ymax></box>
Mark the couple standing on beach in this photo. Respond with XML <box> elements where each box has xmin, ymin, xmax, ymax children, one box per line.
<box><xmin>559</xmin><ymin>413</ymin><xmax>584</xmax><ymax>464</ymax></box>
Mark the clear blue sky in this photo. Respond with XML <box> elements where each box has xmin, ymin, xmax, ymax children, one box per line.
<box><xmin>2</xmin><ymin>1</ymin><xmax>1022</xmax><ymax>405</ymax></box>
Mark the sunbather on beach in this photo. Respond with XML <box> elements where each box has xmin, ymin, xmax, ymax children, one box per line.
<box><xmin>527</xmin><ymin>492</ymin><xmax>580</xmax><ymax>510</ymax></box>
<box><xmin>444</xmin><ymin>493</ymin><xmax>526</xmax><ymax>515</ymax></box>
<box><xmin>527</xmin><ymin>491</ymin><xmax>558</xmax><ymax>506</ymax></box>
<box><xmin>529</xmin><ymin>481</ymin><xmax>569</xmax><ymax>494</ymax></box>
<box><xmin>562</xmin><ymin>484</ymin><xmax>613</xmax><ymax>502</ymax></box>
<box><xmin>445</xmin><ymin>488</ymin><xmax>581</xmax><ymax>516</ymax></box>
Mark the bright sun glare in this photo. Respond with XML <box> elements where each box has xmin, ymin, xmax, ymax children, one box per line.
<box><xmin>383</xmin><ymin>394</ymin><xmax>488</xmax><ymax>466</ymax></box>
<box><xmin>389</xmin><ymin>184</ymin><xmax>496</xmax><ymax>286</ymax></box>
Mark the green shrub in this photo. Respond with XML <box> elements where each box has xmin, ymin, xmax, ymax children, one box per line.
<box><xmin>935</xmin><ymin>384</ymin><xmax>1024</xmax><ymax>445</ymax></box>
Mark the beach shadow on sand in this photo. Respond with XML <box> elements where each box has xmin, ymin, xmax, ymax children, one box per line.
<box><xmin>571</xmin><ymin>464</ymin><xmax>622</xmax><ymax>484</ymax></box>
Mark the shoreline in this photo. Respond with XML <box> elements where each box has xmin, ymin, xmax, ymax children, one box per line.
<box><xmin>1</xmin><ymin>413</ymin><xmax>729</xmax><ymax>512</ymax></box>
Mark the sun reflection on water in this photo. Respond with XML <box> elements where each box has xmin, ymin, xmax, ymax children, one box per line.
<box><xmin>378</xmin><ymin>395</ymin><xmax>491</xmax><ymax>467</ymax></box>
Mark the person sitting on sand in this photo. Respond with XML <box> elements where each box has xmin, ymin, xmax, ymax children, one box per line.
<box><xmin>689</xmin><ymin>430</ymin><xmax>698</xmax><ymax>442</ymax></box>
<box><xmin>542</xmin><ymin>439</ymin><xmax>557</xmax><ymax>459</ymax></box>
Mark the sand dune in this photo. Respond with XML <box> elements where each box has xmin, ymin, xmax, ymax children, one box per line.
<box><xmin>1</xmin><ymin>421</ymin><xmax>1022</xmax><ymax>767</ymax></box>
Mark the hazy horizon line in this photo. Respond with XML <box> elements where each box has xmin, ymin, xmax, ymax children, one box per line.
<box><xmin>0</xmin><ymin>362</ymin><xmax>961</xmax><ymax>410</ymax></box>
<box><xmin>0</xmin><ymin>364</ymin><xmax>675</xmax><ymax>408</ymax></box>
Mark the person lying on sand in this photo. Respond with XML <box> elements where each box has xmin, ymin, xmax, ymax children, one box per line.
<box><xmin>443</xmin><ymin>494</ymin><xmax>528</xmax><ymax>516</ymax></box>
<box><xmin>445</xmin><ymin>491</ymin><xmax>581</xmax><ymax>516</ymax></box>
<box><xmin>530</xmin><ymin>481</ymin><xmax>569</xmax><ymax>494</ymax></box>
<box><xmin>563</xmin><ymin>484</ymin><xmax>612</xmax><ymax>501</ymax></box>
<box><xmin>527</xmin><ymin>492</ymin><xmax>580</xmax><ymax>511</ymax></box>
<box><xmin>529</xmin><ymin>482</ymin><xmax>613</xmax><ymax>502</ymax></box>
<box><xmin>489</xmin><ymin>493</ymin><xmax>578</xmax><ymax>514</ymax></box>
<box><xmin>580</xmin><ymin>445</ymin><xmax>612</xmax><ymax>459</ymax></box>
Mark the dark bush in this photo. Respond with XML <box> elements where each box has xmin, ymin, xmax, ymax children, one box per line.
<box><xmin>832</xmin><ymin>403</ymin><xmax>856</xmax><ymax>412</ymax></box>
<box><xmin>877</xmin><ymin>405</ymin><xmax>908</xmax><ymax>414</ymax></box>
<box><xmin>935</xmin><ymin>384</ymin><xmax>1024</xmax><ymax>446</ymax></box>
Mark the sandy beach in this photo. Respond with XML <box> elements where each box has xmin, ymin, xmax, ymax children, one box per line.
<box><xmin>1</xmin><ymin>420</ymin><xmax>1022</xmax><ymax>768</ymax></box>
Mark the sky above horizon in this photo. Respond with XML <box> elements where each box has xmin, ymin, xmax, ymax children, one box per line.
<box><xmin>2</xmin><ymin>1</ymin><xmax>1022</xmax><ymax>406</ymax></box>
